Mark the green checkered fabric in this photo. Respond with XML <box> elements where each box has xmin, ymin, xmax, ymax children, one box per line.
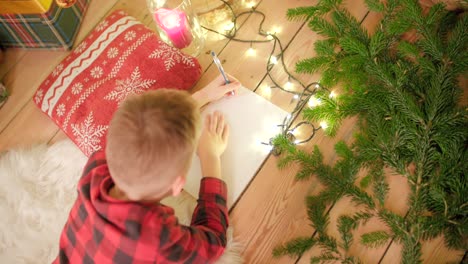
<box><xmin>0</xmin><ymin>0</ymin><xmax>89</xmax><ymax>50</ymax></box>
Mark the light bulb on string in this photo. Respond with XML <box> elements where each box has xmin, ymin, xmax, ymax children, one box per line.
<box><xmin>320</xmin><ymin>121</ymin><xmax>328</xmax><ymax>129</ymax></box>
<box><xmin>247</xmin><ymin>46</ymin><xmax>256</xmax><ymax>56</ymax></box>
<box><xmin>271</xmin><ymin>26</ymin><xmax>282</xmax><ymax>34</ymax></box>
<box><xmin>293</xmin><ymin>94</ymin><xmax>299</xmax><ymax>100</ymax></box>
<box><xmin>246</xmin><ymin>1</ymin><xmax>256</xmax><ymax>8</ymax></box>
<box><xmin>315</xmin><ymin>83</ymin><xmax>320</xmax><ymax>89</ymax></box>
<box><xmin>329</xmin><ymin>90</ymin><xmax>337</xmax><ymax>98</ymax></box>
<box><xmin>270</xmin><ymin>56</ymin><xmax>278</xmax><ymax>64</ymax></box>
<box><xmin>294</xmin><ymin>139</ymin><xmax>301</xmax><ymax>145</ymax></box>
<box><xmin>284</xmin><ymin>81</ymin><xmax>293</xmax><ymax>91</ymax></box>
<box><xmin>291</xmin><ymin>128</ymin><xmax>301</xmax><ymax>136</ymax></box>
<box><xmin>308</xmin><ymin>96</ymin><xmax>322</xmax><ymax>107</ymax></box>
<box><xmin>223</xmin><ymin>22</ymin><xmax>235</xmax><ymax>31</ymax></box>
<box><xmin>261</xmin><ymin>84</ymin><xmax>272</xmax><ymax>98</ymax></box>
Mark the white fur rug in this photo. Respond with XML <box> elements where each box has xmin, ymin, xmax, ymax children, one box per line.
<box><xmin>0</xmin><ymin>140</ymin><xmax>242</xmax><ymax>263</ymax></box>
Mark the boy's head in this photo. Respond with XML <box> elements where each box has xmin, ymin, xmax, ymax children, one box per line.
<box><xmin>106</xmin><ymin>89</ymin><xmax>200</xmax><ymax>201</ymax></box>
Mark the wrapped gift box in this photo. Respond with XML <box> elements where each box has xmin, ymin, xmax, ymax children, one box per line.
<box><xmin>0</xmin><ymin>0</ymin><xmax>54</xmax><ymax>14</ymax></box>
<box><xmin>0</xmin><ymin>0</ymin><xmax>89</xmax><ymax>50</ymax></box>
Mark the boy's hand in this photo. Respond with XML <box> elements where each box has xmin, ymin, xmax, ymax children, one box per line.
<box><xmin>192</xmin><ymin>74</ymin><xmax>241</xmax><ymax>107</ymax></box>
<box><xmin>197</xmin><ymin>111</ymin><xmax>229</xmax><ymax>179</ymax></box>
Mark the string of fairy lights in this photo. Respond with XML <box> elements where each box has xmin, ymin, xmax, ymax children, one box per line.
<box><xmin>200</xmin><ymin>0</ymin><xmax>336</xmax><ymax>153</ymax></box>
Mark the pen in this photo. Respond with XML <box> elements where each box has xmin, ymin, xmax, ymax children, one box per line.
<box><xmin>211</xmin><ymin>51</ymin><xmax>235</xmax><ymax>96</ymax></box>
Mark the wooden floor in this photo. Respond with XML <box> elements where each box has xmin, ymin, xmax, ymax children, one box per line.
<box><xmin>0</xmin><ymin>0</ymin><xmax>464</xmax><ymax>263</ymax></box>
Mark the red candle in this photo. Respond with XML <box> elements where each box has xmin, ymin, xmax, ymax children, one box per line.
<box><xmin>154</xmin><ymin>8</ymin><xmax>193</xmax><ymax>49</ymax></box>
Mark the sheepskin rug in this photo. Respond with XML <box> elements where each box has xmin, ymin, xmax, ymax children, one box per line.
<box><xmin>0</xmin><ymin>140</ymin><xmax>242</xmax><ymax>263</ymax></box>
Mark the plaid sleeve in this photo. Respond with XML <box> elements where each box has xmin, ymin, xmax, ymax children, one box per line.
<box><xmin>156</xmin><ymin>177</ymin><xmax>229</xmax><ymax>263</ymax></box>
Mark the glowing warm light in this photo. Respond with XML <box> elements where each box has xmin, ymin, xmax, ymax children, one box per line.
<box><xmin>308</xmin><ymin>96</ymin><xmax>322</xmax><ymax>107</ymax></box>
<box><xmin>246</xmin><ymin>1</ymin><xmax>256</xmax><ymax>8</ymax></box>
<box><xmin>315</xmin><ymin>83</ymin><xmax>320</xmax><ymax>89</ymax></box>
<box><xmin>262</xmin><ymin>85</ymin><xmax>272</xmax><ymax>98</ymax></box>
<box><xmin>294</xmin><ymin>139</ymin><xmax>300</xmax><ymax>145</ymax></box>
<box><xmin>161</xmin><ymin>13</ymin><xmax>180</xmax><ymax>29</ymax></box>
<box><xmin>320</xmin><ymin>121</ymin><xmax>328</xmax><ymax>129</ymax></box>
<box><xmin>329</xmin><ymin>90</ymin><xmax>337</xmax><ymax>98</ymax></box>
<box><xmin>270</xmin><ymin>56</ymin><xmax>278</xmax><ymax>64</ymax></box>
<box><xmin>246</xmin><ymin>47</ymin><xmax>256</xmax><ymax>56</ymax></box>
<box><xmin>223</xmin><ymin>22</ymin><xmax>235</xmax><ymax>31</ymax></box>
<box><xmin>291</xmin><ymin>129</ymin><xmax>301</xmax><ymax>136</ymax></box>
<box><xmin>286</xmin><ymin>114</ymin><xmax>292</xmax><ymax>120</ymax></box>
<box><xmin>293</xmin><ymin>94</ymin><xmax>299</xmax><ymax>100</ymax></box>
<box><xmin>271</xmin><ymin>26</ymin><xmax>282</xmax><ymax>34</ymax></box>
<box><xmin>284</xmin><ymin>81</ymin><xmax>293</xmax><ymax>90</ymax></box>
<box><xmin>154</xmin><ymin>9</ymin><xmax>192</xmax><ymax>49</ymax></box>
<box><xmin>266</xmin><ymin>34</ymin><xmax>273</xmax><ymax>40</ymax></box>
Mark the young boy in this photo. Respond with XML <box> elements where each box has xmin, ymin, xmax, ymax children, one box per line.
<box><xmin>55</xmin><ymin>75</ymin><xmax>241</xmax><ymax>263</ymax></box>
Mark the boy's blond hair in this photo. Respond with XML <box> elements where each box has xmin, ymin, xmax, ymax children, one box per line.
<box><xmin>106</xmin><ymin>89</ymin><xmax>200</xmax><ymax>200</ymax></box>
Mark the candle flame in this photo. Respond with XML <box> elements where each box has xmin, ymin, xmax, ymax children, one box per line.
<box><xmin>162</xmin><ymin>12</ymin><xmax>181</xmax><ymax>29</ymax></box>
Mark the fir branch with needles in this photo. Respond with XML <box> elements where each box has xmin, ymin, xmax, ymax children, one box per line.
<box><xmin>274</xmin><ymin>0</ymin><xmax>468</xmax><ymax>263</ymax></box>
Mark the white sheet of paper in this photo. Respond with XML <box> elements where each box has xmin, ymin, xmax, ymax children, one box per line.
<box><xmin>184</xmin><ymin>87</ymin><xmax>288</xmax><ymax>207</ymax></box>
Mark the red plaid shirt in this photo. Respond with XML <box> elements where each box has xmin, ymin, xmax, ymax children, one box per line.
<box><xmin>54</xmin><ymin>151</ymin><xmax>229</xmax><ymax>263</ymax></box>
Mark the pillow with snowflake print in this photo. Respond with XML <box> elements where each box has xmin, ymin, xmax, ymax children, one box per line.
<box><xmin>33</xmin><ymin>10</ymin><xmax>201</xmax><ymax>157</ymax></box>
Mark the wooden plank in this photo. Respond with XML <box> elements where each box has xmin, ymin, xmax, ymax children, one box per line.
<box><xmin>48</xmin><ymin>129</ymin><xmax>69</xmax><ymax>145</ymax></box>
<box><xmin>0</xmin><ymin>101</ymin><xmax>59</xmax><ymax>152</ymax></box>
<box><xmin>0</xmin><ymin>49</ymin><xmax>27</xmax><ymax>79</ymax></box>
<box><xmin>0</xmin><ymin>50</ymin><xmax>68</xmax><ymax>132</ymax></box>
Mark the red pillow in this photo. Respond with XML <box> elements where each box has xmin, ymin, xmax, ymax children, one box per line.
<box><xmin>34</xmin><ymin>10</ymin><xmax>201</xmax><ymax>156</ymax></box>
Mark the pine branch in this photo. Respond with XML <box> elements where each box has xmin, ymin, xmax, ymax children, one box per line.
<box><xmin>361</xmin><ymin>231</ymin><xmax>391</xmax><ymax>248</ymax></box>
<box><xmin>272</xmin><ymin>237</ymin><xmax>316</xmax><ymax>258</ymax></box>
<box><xmin>447</xmin><ymin>13</ymin><xmax>467</xmax><ymax>62</ymax></box>
<box><xmin>286</xmin><ymin>6</ymin><xmax>319</xmax><ymax>21</ymax></box>
<box><xmin>296</xmin><ymin>56</ymin><xmax>332</xmax><ymax>74</ymax></box>
<box><xmin>317</xmin><ymin>235</ymin><xmax>340</xmax><ymax>254</ymax></box>
<box><xmin>308</xmin><ymin>17</ymin><xmax>341</xmax><ymax>39</ymax></box>
<box><xmin>314</xmin><ymin>39</ymin><xmax>337</xmax><ymax>57</ymax></box>
<box><xmin>378</xmin><ymin>209</ymin><xmax>407</xmax><ymax>241</ymax></box>
<box><xmin>306</xmin><ymin>198</ymin><xmax>330</xmax><ymax>235</ymax></box>
<box><xmin>310</xmin><ymin>253</ymin><xmax>340</xmax><ymax>264</ymax></box>
<box><xmin>369</xmin><ymin>30</ymin><xmax>387</xmax><ymax>57</ymax></box>
<box><xmin>364</xmin><ymin>0</ymin><xmax>385</xmax><ymax>12</ymax></box>
<box><xmin>401</xmin><ymin>235</ymin><xmax>422</xmax><ymax>264</ymax></box>
<box><xmin>340</xmin><ymin>36</ymin><xmax>369</xmax><ymax>57</ymax></box>
<box><xmin>276</xmin><ymin>0</ymin><xmax>468</xmax><ymax>262</ymax></box>
<box><xmin>337</xmin><ymin>212</ymin><xmax>372</xmax><ymax>251</ymax></box>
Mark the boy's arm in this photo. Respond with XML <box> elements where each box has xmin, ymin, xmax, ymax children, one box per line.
<box><xmin>191</xmin><ymin>74</ymin><xmax>240</xmax><ymax>108</ymax></box>
<box><xmin>156</xmin><ymin>178</ymin><xmax>228</xmax><ymax>263</ymax></box>
<box><xmin>156</xmin><ymin>112</ymin><xmax>229</xmax><ymax>263</ymax></box>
